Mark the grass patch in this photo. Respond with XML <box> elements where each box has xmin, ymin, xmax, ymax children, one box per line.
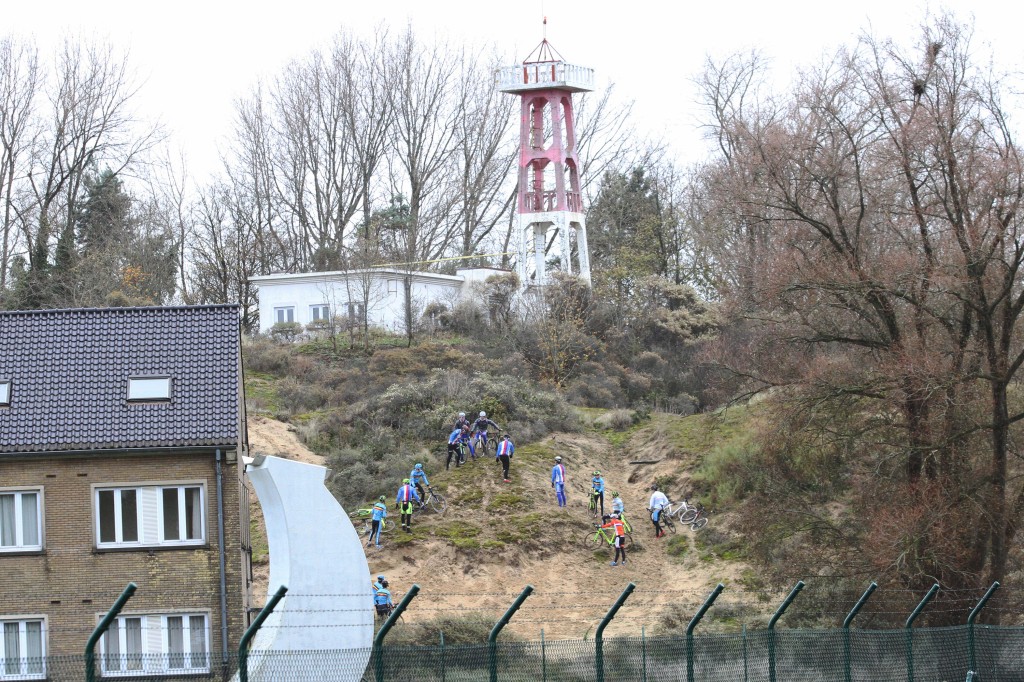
<box><xmin>433</xmin><ymin>523</ymin><xmax>483</xmax><ymax>550</ymax></box>
<box><xmin>487</xmin><ymin>492</ymin><xmax>529</xmax><ymax>512</ymax></box>
<box><xmin>491</xmin><ymin>512</ymin><xmax>544</xmax><ymax>545</ymax></box>
<box><xmin>665</xmin><ymin>535</ymin><xmax>690</xmax><ymax>559</ymax></box>
<box><xmin>694</xmin><ymin>527</ymin><xmax>746</xmax><ymax>562</ymax></box>
<box><xmin>249</xmin><ymin>516</ymin><xmax>269</xmax><ymax>564</ymax></box>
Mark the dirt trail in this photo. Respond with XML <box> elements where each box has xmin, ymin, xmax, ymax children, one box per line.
<box><xmin>246</xmin><ymin>416</ymin><xmax>746</xmax><ymax>640</ymax></box>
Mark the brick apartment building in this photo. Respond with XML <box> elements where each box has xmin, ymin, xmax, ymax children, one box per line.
<box><xmin>0</xmin><ymin>305</ymin><xmax>251</xmax><ymax>679</ymax></box>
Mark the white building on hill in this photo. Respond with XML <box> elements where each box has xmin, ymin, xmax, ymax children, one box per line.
<box><xmin>250</xmin><ymin>267</ymin><xmax>508</xmax><ymax>334</ymax></box>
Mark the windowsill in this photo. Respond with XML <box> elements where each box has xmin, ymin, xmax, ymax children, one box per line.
<box><xmin>0</xmin><ymin>548</ymin><xmax>44</xmax><ymax>557</ymax></box>
<box><xmin>94</xmin><ymin>543</ymin><xmax>210</xmax><ymax>554</ymax></box>
<box><xmin>100</xmin><ymin>669</ymin><xmax>212</xmax><ymax>679</ymax></box>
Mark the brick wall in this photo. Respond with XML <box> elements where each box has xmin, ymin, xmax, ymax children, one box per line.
<box><xmin>0</xmin><ymin>450</ymin><xmax>246</xmax><ymax>658</ymax></box>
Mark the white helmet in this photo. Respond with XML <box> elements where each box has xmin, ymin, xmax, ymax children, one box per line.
<box><xmin>480</xmin><ymin>411</ymin><xmax>486</xmax><ymax>417</ymax></box>
<box><xmin>458</xmin><ymin>412</ymin><xmax>466</xmax><ymax>418</ymax></box>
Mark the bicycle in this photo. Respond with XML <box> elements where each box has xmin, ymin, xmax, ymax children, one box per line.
<box><xmin>649</xmin><ymin>506</ymin><xmax>677</xmax><ymax>535</ymax></box>
<box><xmin>414</xmin><ymin>485</ymin><xmax>447</xmax><ymax>515</ymax></box>
<box><xmin>614</xmin><ymin>512</ymin><xmax>633</xmax><ymax>534</ymax></box>
<box><xmin>684</xmin><ymin>503</ymin><xmax>710</xmax><ymax>531</ymax></box>
<box><xmin>473</xmin><ymin>429</ymin><xmax>497</xmax><ymax>457</ymax></box>
<box><xmin>663</xmin><ymin>498</ymin><xmax>693</xmax><ymax>522</ymax></box>
<box><xmin>588</xmin><ymin>490</ymin><xmax>603</xmax><ymax>518</ymax></box>
<box><xmin>582</xmin><ymin>523</ymin><xmax>633</xmax><ymax>550</ymax></box>
<box><xmin>349</xmin><ymin>508</ymin><xmax>395</xmax><ymax>538</ymax></box>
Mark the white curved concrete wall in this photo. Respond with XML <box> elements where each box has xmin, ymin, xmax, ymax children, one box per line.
<box><xmin>241</xmin><ymin>455</ymin><xmax>373</xmax><ymax>680</ymax></box>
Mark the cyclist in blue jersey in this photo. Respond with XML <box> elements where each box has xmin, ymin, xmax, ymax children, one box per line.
<box><xmin>410</xmin><ymin>463</ymin><xmax>430</xmax><ymax>502</ymax></box>
<box><xmin>472</xmin><ymin>411</ymin><xmax>501</xmax><ymax>454</ymax></box>
<box><xmin>396</xmin><ymin>479</ymin><xmax>421</xmax><ymax>532</ymax></box>
<box><xmin>446</xmin><ymin>426</ymin><xmax>472</xmax><ymax>469</ymax></box>
<box><xmin>495</xmin><ymin>433</ymin><xmax>514</xmax><ymax>482</ymax></box>
<box><xmin>591</xmin><ymin>471</ymin><xmax>606</xmax><ymax>517</ymax></box>
<box><xmin>373</xmin><ymin>574</ymin><xmax>386</xmax><ymax>592</ymax></box>
<box><xmin>373</xmin><ymin>579</ymin><xmax>394</xmax><ymax>618</ymax></box>
<box><xmin>551</xmin><ymin>456</ymin><xmax>567</xmax><ymax>507</ymax></box>
<box><xmin>368</xmin><ymin>495</ymin><xmax>388</xmax><ymax>547</ymax></box>
<box><xmin>611</xmin><ymin>491</ymin><xmax>624</xmax><ymax>517</ymax></box>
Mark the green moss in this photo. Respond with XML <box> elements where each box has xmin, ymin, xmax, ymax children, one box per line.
<box><xmin>486</xmin><ymin>492</ymin><xmax>529</xmax><ymax>512</ymax></box>
<box><xmin>433</xmin><ymin>522</ymin><xmax>482</xmax><ymax>549</ymax></box>
<box><xmin>665</xmin><ymin>535</ymin><xmax>690</xmax><ymax>558</ymax></box>
<box><xmin>491</xmin><ymin>512</ymin><xmax>545</xmax><ymax>545</ymax></box>
<box><xmin>249</xmin><ymin>517</ymin><xmax>269</xmax><ymax>564</ymax></box>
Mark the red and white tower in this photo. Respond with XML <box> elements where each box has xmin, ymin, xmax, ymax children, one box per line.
<box><xmin>497</xmin><ymin>36</ymin><xmax>593</xmax><ymax>285</ymax></box>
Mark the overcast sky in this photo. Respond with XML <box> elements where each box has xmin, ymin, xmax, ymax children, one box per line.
<box><xmin>5</xmin><ymin>0</ymin><xmax>1022</xmax><ymax>181</ymax></box>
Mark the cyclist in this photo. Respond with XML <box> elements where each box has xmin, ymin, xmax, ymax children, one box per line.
<box><xmin>496</xmin><ymin>433</ymin><xmax>514</xmax><ymax>483</ymax></box>
<box><xmin>373</xmin><ymin>578</ymin><xmax>394</xmax><ymax>618</ymax></box>
<box><xmin>591</xmin><ymin>471</ymin><xmax>606</xmax><ymax>516</ymax></box>
<box><xmin>551</xmin><ymin>456</ymin><xmax>567</xmax><ymax>507</ymax></box>
<box><xmin>396</xmin><ymin>478</ymin><xmax>421</xmax><ymax>532</ymax></box>
<box><xmin>454</xmin><ymin>411</ymin><xmax>471</xmax><ymax>432</ymax></box>
<box><xmin>600</xmin><ymin>514</ymin><xmax>627</xmax><ymax>566</ymax></box>
<box><xmin>410</xmin><ymin>463</ymin><xmax>430</xmax><ymax>502</ymax></box>
<box><xmin>372</xmin><ymin>574</ymin><xmax>386</xmax><ymax>592</ymax></box>
<box><xmin>446</xmin><ymin>426</ymin><xmax>471</xmax><ymax>469</ymax></box>
<box><xmin>648</xmin><ymin>483</ymin><xmax>670</xmax><ymax>538</ymax></box>
<box><xmin>472</xmin><ymin>411</ymin><xmax>501</xmax><ymax>454</ymax></box>
<box><xmin>611</xmin><ymin>491</ymin><xmax>624</xmax><ymax>517</ymax></box>
<box><xmin>368</xmin><ymin>495</ymin><xmax>388</xmax><ymax>548</ymax></box>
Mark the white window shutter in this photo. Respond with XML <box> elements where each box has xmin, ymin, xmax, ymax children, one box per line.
<box><xmin>141</xmin><ymin>488</ymin><xmax>160</xmax><ymax>544</ymax></box>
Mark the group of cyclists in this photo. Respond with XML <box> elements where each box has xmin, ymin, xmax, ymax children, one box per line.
<box><xmin>365</xmin><ymin>462</ymin><xmax>432</xmax><ymax>547</ymax></box>
<box><xmin>446</xmin><ymin>411</ymin><xmax>515</xmax><ymax>482</ymax></box>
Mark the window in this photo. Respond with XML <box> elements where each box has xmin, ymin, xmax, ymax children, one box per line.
<box><xmin>309</xmin><ymin>304</ymin><xmax>330</xmax><ymax>322</ymax></box>
<box><xmin>127</xmin><ymin>377</ymin><xmax>171</xmax><ymax>402</ymax></box>
<box><xmin>0</xmin><ymin>380</ymin><xmax>10</xmax><ymax>407</ymax></box>
<box><xmin>346</xmin><ymin>302</ymin><xmax>365</xmax><ymax>323</ymax></box>
<box><xmin>101</xmin><ymin>614</ymin><xmax>208</xmax><ymax>676</ymax></box>
<box><xmin>274</xmin><ymin>306</ymin><xmax>295</xmax><ymax>324</ymax></box>
<box><xmin>0</xmin><ymin>491</ymin><xmax>42</xmax><ymax>552</ymax></box>
<box><xmin>0</xmin><ymin>618</ymin><xmax>46</xmax><ymax>680</ymax></box>
<box><xmin>96</xmin><ymin>485</ymin><xmax>205</xmax><ymax>549</ymax></box>
<box><xmin>387</xmin><ymin>280</ymin><xmax>399</xmax><ymax>295</ymax></box>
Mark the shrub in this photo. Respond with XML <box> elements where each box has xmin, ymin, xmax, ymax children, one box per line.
<box><xmin>594</xmin><ymin>409</ymin><xmax>633</xmax><ymax>431</ymax></box>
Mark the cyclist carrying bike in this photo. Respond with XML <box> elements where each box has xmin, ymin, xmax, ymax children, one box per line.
<box><xmin>600</xmin><ymin>514</ymin><xmax>627</xmax><ymax>566</ymax></box>
<box><xmin>591</xmin><ymin>471</ymin><xmax>606</xmax><ymax>516</ymax></box>
<box><xmin>551</xmin><ymin>456</ymin><xmax>567</xmax><ymax>507</ymax></box>
<box><xmin>396</xmin><ymin>479</ymin><xmax>421</xmax><ymax>532</ymax></box>
<box><xmin>611</xmin><ymin>491</ymin><xmax>624</xmax><ymax>517</ymax></box>
<box><xmin>368</xmin><ymin>496</ymin><xmax>388</xmax><ymax>548</ymax></box>
<box><xmin>648</xmin><ymin>483</ymin><xmax>670</xmax><ymax>538</ymax></box>
<box><xmin>410</xmin><ymin>463</ymin><xmax>430</xmax><ymax>502</ymax></box>
<box><xmin>495</xmin><ymin>433</ymin><xmax>514</xmax><ymax>483</ymax></box>
<box><xmin>472</xmin><ymin>411</ymin><xmax>501</xmax><ymax>453</ymax></box>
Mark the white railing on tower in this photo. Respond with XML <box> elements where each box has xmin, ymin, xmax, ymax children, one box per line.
<box><xmin>495</xmin><ymin>62</ymin><xmax>595</xmax><ymax>93</ymax></box>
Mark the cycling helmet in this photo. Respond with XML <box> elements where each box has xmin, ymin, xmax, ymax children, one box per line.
<box><xmin>480</xmin><ymin>411</ymin><xmax>486</xmax><ymax>417</ymax></box>
<box><xmin>611</xmin><ymin>491</ymin><xmax>619</xmax><ymax>497</ymax></box>
<box><xmin>415</xmin><ymin>463</ymin><xmax>423</xmax><ymax>469</ymax></box>
<box><xmin>377</xmin><ymin>575</ymin><xmax>386</xmax><ymax>582</ymax></box>
<box><xmin>554</xmin><ymin>456</ymin><xmax>562</xmax><ymax>462</ymax></box>
<box><xmin>650</xmin><ymin>483</ymin><xmax>659</xmax><ymax>491</ymax></box>
<box><xmin>403</xmin><ymin>478</ymin><xmax>410</xmax><ymax>484</ymax></box>
<box><xmin>594</xmin><ymin>470</ymin><xmax>601</xmax><ymax>476</ymax></box>
<box><xmin>378</xmin><ymin>495</ymin><xmax>386</xmax><ymax>502</ymax></box>
<box><xmin>459</xmin><ymin>412</ymin><xmax>466</xmax><ymax>418</ymax></box>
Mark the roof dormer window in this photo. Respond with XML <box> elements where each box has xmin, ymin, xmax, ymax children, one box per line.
<box><xmin>0</xmin><ymin>379</ymin><xmax>10</xmax><ymax>407</ymax></box>
<box><xmin>127</xmin><ymin>376</ymin><xmax>172</xmax><ymax>402</ymax></box>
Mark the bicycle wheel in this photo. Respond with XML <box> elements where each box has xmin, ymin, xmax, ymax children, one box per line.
<box><xmin>661</xmin><ymin>514</ymin><xmax>677</xmax><ymax>535</ymax></box>
<box><xmin>690</xmin><ymin>516</ymin><xmax>708</xmax><ymax>531</ymax></box>
<box><xmin>428</xmin><ymin>494</ymin><xmax>447</xmax><ymax>514</ymax></box>
<box><xmin>581</xmin><ymin>530</ymin><xmax>605</xmax><ymax>549</ymax></box>
<box><xmin>383</xmin><ymin>519</ymin><xmax>396</xmax><ymax>533</ymax></box>
<box><xmin>678</xmin><ymin>508</ymin><xmax>698</xmax><ymax>523</ymax></box>
<box><xmin>621</xmin><ymin>533</ymin><xmax>633</xmax><ymax>548</ymax></box>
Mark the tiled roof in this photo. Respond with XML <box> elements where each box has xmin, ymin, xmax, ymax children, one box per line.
<box><xmin>0</xmin><ymin>305</ymin><xmax>242</xmax><ymax>454</ymax></box>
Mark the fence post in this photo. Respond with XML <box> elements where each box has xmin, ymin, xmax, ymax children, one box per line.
<box><xmin>489</xmin><ymin>585</ymin><xmax>533</xmax><ymax>682</ymax></box>
<box><xmin>596</xmin><ymin>582</ymin><xmax>636</xmax><ymax>682</ymax></box>
<box><xmin>439</xmin><ymin>631</ymin><xmax>445</xmax><ymax>682</ymax></box>
<box><xmin>85</xmin><ymin>582</ymin><xmax>137</xmax><ymax>682</ymax></box>
<box><xmin>541</xmin><ymin>629</ymin><xmax>547</xmax><ymax>682</ymax></box>
<box><xmin>687</xmin><ymin>583</ymin><xmax>724</xmax><ymax>682</ymax></box>
<box><xmin>967</xmin><ymin>581</ymin><xmax>999</xmax><ymax>676</ymax></box>
<box><xmin>641</xmin><ymin>626</ymin><xmax>647</xmax><ymax>682</ymax></box>
<box><xmin>768</xmin><ymin>581</ymin><xmax>805</xmax><ymax>682</ymax></box>
<box><xmin>374</xmin><ymin>584</ymin><xmax>420</xmax><ymax>682</ymax></box>
<box><xmin>238</xmin><ymin>585</ymin><xmax>287</xmax><ymax>682</ymax></box>
<box><xmin>743</xmin><ymin>624</ymin><xmax>748</xmax><ymax>682</ymax></box>
<box><xmin>843</xmin><ymin>582</ymin><xmax>878</xmax><ymax>682</ymax></box>
<box><xmin>905</xmin><ymin>583</ymin><xmax>939</xmax><ymax>682</ymax></box>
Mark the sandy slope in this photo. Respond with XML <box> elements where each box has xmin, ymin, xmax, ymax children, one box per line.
<box><xmin>246</xmin><ymin>415</ymin><xmax>747</xmax><ymax>640</ymax></box>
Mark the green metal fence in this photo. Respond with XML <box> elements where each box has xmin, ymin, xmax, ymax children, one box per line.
<box><xmin>22</xmin><ymin>626</ymin><xmax>1024</xmax><ymax>681</ymax></box>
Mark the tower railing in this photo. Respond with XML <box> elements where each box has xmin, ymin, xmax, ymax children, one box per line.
<box><xmin>523</xmin><ymin>190</ymin><xmax>583</xmax><ymax>213</ymax></box>
<box><xmin>496</xmin><ymin>62</ymin><xmax>594</xmax><ymax>92</ymax></box>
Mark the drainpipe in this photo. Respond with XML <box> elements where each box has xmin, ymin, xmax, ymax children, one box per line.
<box><xmin>216</xmin><ymin>449</ymin><xmax>229</xmax><ymax>664</ymax></box>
